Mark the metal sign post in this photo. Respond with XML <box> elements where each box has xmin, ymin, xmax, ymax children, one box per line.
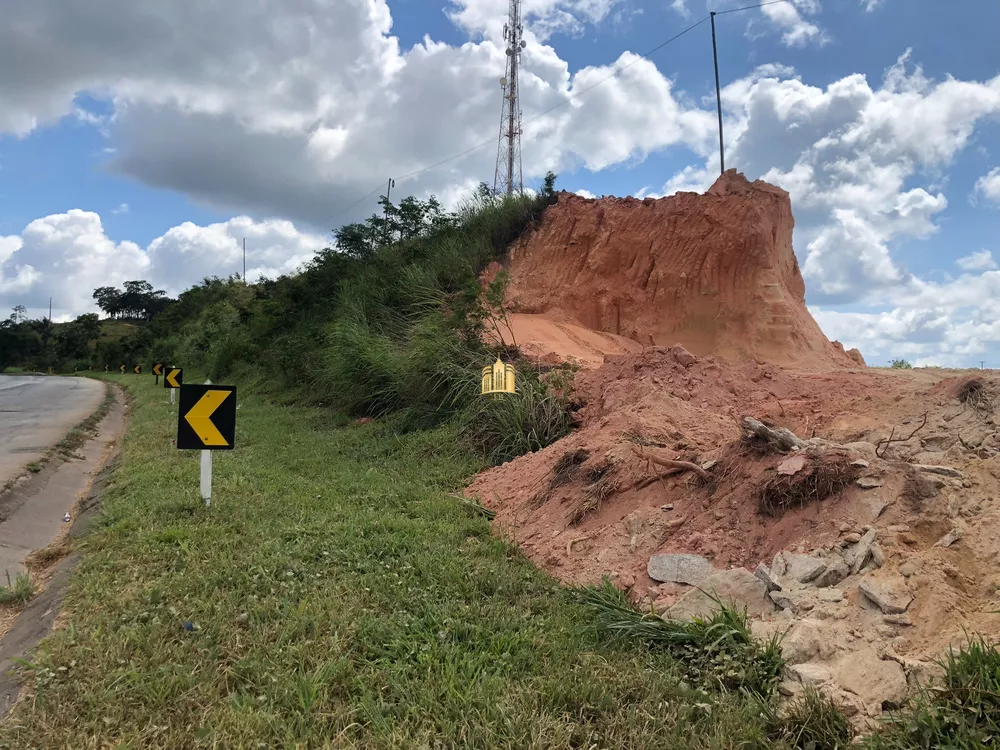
<box><xmin>175</xmin><ymin>377</ymin><xmax>236</xmax><ymax>508</ymax></box>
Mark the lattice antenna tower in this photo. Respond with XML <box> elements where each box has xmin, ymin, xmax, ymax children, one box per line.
<box><xmin>493</xmin><ymin>0</ymin><xmax>526</xmax><ymax>196</ymax></box>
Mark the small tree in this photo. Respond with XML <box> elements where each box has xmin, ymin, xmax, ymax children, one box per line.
<box><xmin>890</xmin><ymin>359</ymin><xmax>913</xmax><ymax>369</ymax></box>
<box><xmin>541</xmin><ymin>170</ymin><xmax>557</xmax><ymax>201</ymax></box>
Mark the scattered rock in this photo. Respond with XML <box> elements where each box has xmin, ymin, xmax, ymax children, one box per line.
<box><xmin>665</xmin><ymin>568</ymin><xmax>774</xmax><ymax>621</ymax></box>
<box><xmin>934</xmin><ymin>526</ymin><xmax>964</xmax><ymax>548</ymax></box>
<box><xmin>769</xmin><ymin>591</ymin><xmax>795</xmax><ymax>611</ymax></box>
<box><xmin>781</xmin><ymin>619</ymin><xmax>829</xmax><ymax>664</ymax></box>
<box><xmin>771</xmin><ymin>551</ymin><xmax>788</xmax><ymax>577</ymax></box>
<box><xmin>883</xmin><ymin>614</ymin><xmax>912</xmax><ymax>627</ymax></box>
<box><xmin>850</xmin><ymin>459</ymin><xmax>870</xmax><ymax>469</ymax></box>
<box><xmin>783</xmin><ymin>553</ymin><xmax>827</xmax><ymax>584</ymax></box>
<box><xmin>913</xmin><ymin>464</ymin><xmax>963</xmax><ymax>478</ymax></box>
<box><xmin>669</xmin><ymin>345</ymin><xmax>697</xmax><ymax>367</ymax></box>
<box><xmin>647</xmin><ymin>553</ymin><xmax>711</xmax><ymax>585</ymax></box>
<box><xmin>754</xmin><ymin>563</ymin><xmax>782</xmax><ymax>592</ymax></box>
<box><xmin>788</xmin><ymin>663</ymin><xmax>832</xmax><ymax>686</ymax></box>
<box><xmin>815</xmin><ymin>557</ymin><xmax>850</xmax><ymax>588</ymax></box>
<box><xmin>660</xmin><ymin>504</ymin><xmax>674</xmax><ymax>511</ymax></box>
<box><xmin>847</xmin><ymin>528</ymin><xmax>877</xmax><ymax>574</ymax></box>
<box><xmin>856</xmin><ymin>476</ymin><xmax>883</xmax><ymax>489</ymax></box>
<box><xmin>833</xmin><ymin>648</ymin><xmax>907</xmax><ymax>715</ymax></box>
<box><xmin>870</xmin><ymin>544</ymin><xmax>886</xmax><ymax>569</ymax></box>
<box><xmin>859</xmin><ymin>577</ymin><xmax>913</xmax><ymax>615</ymax></box>
<box><xmin>842</xmin><ymin>532</ymin><xmax>863</xmax><ymax>545</ymax></box>
<box><xmin>817</xmin><ymin>588</ymin><xmax>844</xmax><ymax>603</ymax></box>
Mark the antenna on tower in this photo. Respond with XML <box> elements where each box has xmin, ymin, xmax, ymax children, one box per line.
<box><xmin>493</xmin><ymin>0</ymin><xmax>525</xmax><ymax>196</ymax></box>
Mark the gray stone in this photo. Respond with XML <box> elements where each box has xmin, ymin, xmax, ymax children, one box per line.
<box><xmin>817</xmin><ymin>588</ymin><xmax>844</xmax><ymax>603</ymax></box>
<box><xmin>754</xmin><ymin>563</ymin><xmax>782</xmax><ymax>592</ymax></box>
<box><xmin>788</xmin><ymin>663</ymin><xmax>832</xmax><ymax>685</ymax></box>
<box><xmin>848</xmin><ymin>528</ymin><xmax>878</xmax><ymax>574</ymax></box>
<box><xmin>850</xmin><ymin>459</ymin><xmax>870</xmax><ymax>469</ymax></box>
<box><xmin>665</xmin><ymin>568</ymin><xmax>774</xmax><ymax>621</ymax></box>
<box><xmin>899</xmin><ymin>561</ymin><xmax>919</xmax><ymax>577</ymax></box>
<box><xmin>783</xmin><ymin>553</ymin><xmax>827</xmax><ymax>584</ymax></box>
<box><xmin>782</xmin><ymin>619</ymin><xmax>825</xmax><ymax>664</ymax></box>
<box><xmin>913</xmin><ymin>464</ymin><xmax>963</xmax><ymax>478</ymax></box>
<box><xmin>769</xmin><ymin>590</ymin><xmax>795</xmax><ymax>610</ymax></box>
<box><xmin>815</xmin><ymin>556</ymin><xmax>850</xmax><ymax>588</ymax></box>
<box><xmin>647</xmin><ymin>553</ymin><xmax>712</xmax><ymax>585</ymax></box>
<box><xmin>870</xmin><ymin>544</ymin><xmax>886</xmax><ymax>569</ymax></box>
<box><xmin>771</xmin><ymin>551</ymin><xmax>788</xmax><ymax>577</ymax></box>
<box><xmin>842</xmin><ymin>532</ymin><xmax>863</xmax><ymax>545</ymax></box>
<box><xmin>856</xmin><ymin>476</ymin><xmax>883</xmax><ymax>489</ymax></box>
<box><xmin>934</xmin><ymin>527</ymin><xmax>964</xmax><ymax>548</ymax></box>
<box><xmin>859</xmin><ymin>577</ymin><xmax>913</xmax><ymax>615</ymax></box>
<box><xmin>883</xmin><ymin>614</ymin><xmax>913</xmax><ymax>626</ymax></box>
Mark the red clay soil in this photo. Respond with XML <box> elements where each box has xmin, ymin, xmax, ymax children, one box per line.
<box><xmin>467</xmin><ymin>346</ymin><xmax>912</xmax><ymax>592</ymax></box>
<box><xmin>503</xmin><ymin>170</ymin><xmax>858</xmax><ymax>370</ymax></box>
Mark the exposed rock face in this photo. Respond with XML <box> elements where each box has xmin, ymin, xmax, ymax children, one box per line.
<box><xmin>504</xmin><ymin>170</ymin><xmax>857</xmax><ymax>370</ymax></box>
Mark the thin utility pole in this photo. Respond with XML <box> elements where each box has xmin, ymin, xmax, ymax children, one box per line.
<box><xmin>383</xmin><ymin>178</ymin><xmax>395</xmax><ymax>246</ymax></box>
<box><xmin>48</xmin><ymin>297</ymin><xmax>52</xmax><ymax>321</ymax></box>
<box><xmin>242</xmin><ymin>238</ymin><xmax>246</xmax><ymax>282</ymax></box>
<box><xmin>710</xmin><ymin>11</ymin><xmax>725</xmax><ymax>175</ymax></box>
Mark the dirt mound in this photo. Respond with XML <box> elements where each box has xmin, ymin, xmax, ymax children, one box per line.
<box><xmin>502</xmin><ymin>170</ymin><xmax>857</xmax><ymax>370</ymax></box>
<box><xmin>467</xmin><ymin>355</ymin><xmax>1000</xmax><ymax>723</ymax></box>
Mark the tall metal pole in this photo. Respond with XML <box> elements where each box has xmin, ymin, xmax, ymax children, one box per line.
<box><xmin>383</xmin><ymin>177</ymin><xmax>394</xmax><ymax>246</ymax></box>
<box><xmin>242</xmin><ymin>238</ymin><xmax>246</xmax><ymax>282</ymax></box>
<box><xmin>493</xmin><ymin>0</ymin><xmax>525</xmax><ymax>196</ymax></box>
<box><xmin>710</xmin><ymin>12</ymin><xmax>726</xmax><ymax>175</ymax></box>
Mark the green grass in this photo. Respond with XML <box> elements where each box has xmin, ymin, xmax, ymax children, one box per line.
<box><xmin>868</xmin><ymin>635</ymin><xmax>1000</xmax><ymax>749</ymax></box>
<box><xmin>0</xmin><ymin>376</ymin><xmax>813</xmax><ymax>749</ymax></box>
<box><xmin>0</xmin><ymin>572</ymin><xmax>35</xmax><ymax>606</ymax></box>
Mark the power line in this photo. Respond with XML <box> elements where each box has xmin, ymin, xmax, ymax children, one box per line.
<box><xmin>714</xmin><ymin>0</ymin><xmax>795</xmax><ymax>16</ymax></box>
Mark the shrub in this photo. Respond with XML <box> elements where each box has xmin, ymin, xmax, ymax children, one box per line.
<box><xmin>890</xmin><ymin>359</ymin><xmax>913</xmax><ymax>369</ymax></box>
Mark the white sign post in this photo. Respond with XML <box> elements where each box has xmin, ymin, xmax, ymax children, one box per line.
<box><xmin>170</xmin><ymin>388</ymin><xmax>175</xmax><ymax>406</ymax></box>
<box><xmin>200</xmin><ymin>378</ymin><xmax>212</xmax><ymax>507</ymax></box>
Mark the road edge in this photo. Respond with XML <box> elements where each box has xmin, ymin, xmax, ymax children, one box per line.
<box><xmin>0</xmin><ymin>383</ymin><xmax>130</xmax><ymax>718</ymax></box>
<box><xmin>0</xmin><ymin>378</ymin><xmax>114</xmax><ymax>503</ymax></box>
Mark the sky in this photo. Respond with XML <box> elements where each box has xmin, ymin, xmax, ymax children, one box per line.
<box><xmin>0</xmin><ymin>0</ymin><xmax>999</xmax><ymax>367</ymax></box>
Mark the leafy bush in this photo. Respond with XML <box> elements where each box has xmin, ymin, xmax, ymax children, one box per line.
<box><xmin>891</xmin><ymin>359</ymin><xmax>913</xmax><ymax>369</ymax></box>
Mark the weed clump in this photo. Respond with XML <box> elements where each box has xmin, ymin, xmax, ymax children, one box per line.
<box><xmin>0</xmin><ymin>572</ymin><xmax>35</xmax><ymax>605</ymax></box>
<box><xmin>577</xmin><ymin>579</ymin><xmax>784</xmax><ymax>696</ymax></box>
<box><xmin>761</xmin><ymin>688</ymin><xmax>854</xmax><ymax>749</ymax></box>
<box><xmin>869</xmin><ymin>636</ymin><xmax>1000</xmax><ymax>749</ymax></box>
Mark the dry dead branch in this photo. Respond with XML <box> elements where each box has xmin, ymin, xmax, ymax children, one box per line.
<box><xmin>628</xmin><ymin>444</ymin><xmax>710</xmax><ymax>480</ymax></box>
<box><xmin>875</xmin><ymin>412</ymin><xmax>928</xmax><ymax>459</ymax></box>
<box><xmin>741</xmin><ymin>416</ymin><xmax>807</xmax><ymax>452</ymax></box>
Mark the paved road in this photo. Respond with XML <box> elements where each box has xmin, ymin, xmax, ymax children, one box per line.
<box><xmin>0</xmin><ymin>375</ymin><xmax>106</xmax><ymax>486</ymax></box>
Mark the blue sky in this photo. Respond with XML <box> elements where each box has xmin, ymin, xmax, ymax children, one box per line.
<box><xmin>1</xmin><ymin>0</ymin><xmax>999</xmax><ymax>366</ymax></box>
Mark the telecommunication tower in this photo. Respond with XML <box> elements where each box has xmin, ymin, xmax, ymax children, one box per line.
<box><xmin>493</xmin><ymin>0</ymin><xmax>526</xmax><ymax>196</ymax></box>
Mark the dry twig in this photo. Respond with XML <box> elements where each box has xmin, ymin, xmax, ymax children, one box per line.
<box><xmin>875</xmin><ymin>412</ymin><xmax>928</xmax><ymax>459</ymax></box>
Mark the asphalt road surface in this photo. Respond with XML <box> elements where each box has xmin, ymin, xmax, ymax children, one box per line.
<box><xmin>0</xmin><ymin>375</ymin><xmax>105</xmax><ymax>486</ymax></box>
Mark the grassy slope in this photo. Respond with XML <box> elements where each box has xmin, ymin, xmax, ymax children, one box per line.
<box><xmin>0</xmin><ymin>376</ymin><xmax>786</xmax><ymax>749</ymax></box>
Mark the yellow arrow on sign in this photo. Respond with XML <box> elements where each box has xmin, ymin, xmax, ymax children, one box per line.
<box><xmin>166</xmin><ymin>369</ymin><xmax>182</xmax><ymax>388</ymax></box>
<box><xmin>184</xmin><ymin>390</ymin><xmax>232</xmax><ymax>447</ymax></box>
<box><xmin>119</xmin><ymin>365</ymin><xmax>125</xmax><ymax>373</ymax></box>
<box><xmin>153</xmin><ymin>363</ymin><xmax>163</xmax><ymax>376</ymax></box>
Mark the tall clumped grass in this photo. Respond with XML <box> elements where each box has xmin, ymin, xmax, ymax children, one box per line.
<box><xmin>867</xmin><ymin>635</ymin><xmax>1000</xmax><ymax>749</ymax></box>
<box><xmin>121</xmin><ymin>183</ymin><xmax>569</xmax><ymax>464</ymax></box>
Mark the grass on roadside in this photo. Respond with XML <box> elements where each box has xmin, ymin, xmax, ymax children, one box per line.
<box><xmin>0</xmin><ymin>376</ymin><xmax>809</xmax><ymax>749</ymax></box>
<box><xmin>0</xmin><ymin>572</ymin><xmax>35</xmax><ymax>606</ymax></box>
